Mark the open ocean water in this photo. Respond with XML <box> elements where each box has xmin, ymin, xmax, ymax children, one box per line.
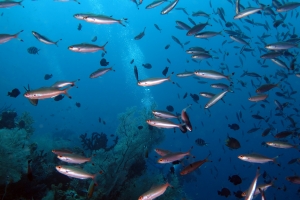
<box><xmin>1</xmin><ymin>0</ymin><xmax>300</xmax><ymax>199</ymax></box>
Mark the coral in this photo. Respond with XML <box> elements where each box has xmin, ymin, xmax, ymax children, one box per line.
<box><xmin>83</xmin><ymin>105</ymin><xmax>167</xmax><ymax>200</ymax></box>
<box><xmin>0</xmin><ymin>128</ymin><xmax>31</xmax><ymax>184</ymax></box>
<box><xmin>0</xmin><ymin>111</ymin><xmax>17</xmax><ymax>129</ymax></box>
<box><xmin>80</xmin><ymin>132</ymin><xmax>117</xmax><ymax>153</ymax></box>
<box><xmin>18</xmin><ymin>111</ymin><xmax>35</xmax><ymax>137</ymax></box>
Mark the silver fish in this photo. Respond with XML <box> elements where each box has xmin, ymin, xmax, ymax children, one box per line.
<box><xmin>0</xmin><ymin>0</ymin><xmax>23</xmax><ymax>8</ymax></box>
<box><xmin>68</xmin><ymin>42</ymin><xmax>108</xmax><ymax>53</ymax></box>
<box><xmin>234</xmin><ymin>7</ymin><xmax>262</xmax><ymax>19</ymax></box>
<box><xmin>32</xmin><ymin>31</ymin><xmax>61</xmax><ymax>46</ymax></box>
<box><xmin>205</xmin><ymin>90</ymin><xmax>228</xmax><ymax>109</ymax></box>
<box><xmin>83</xmin><ymin>15</ymin><xmax>127</xmax><ymax>26</ymax></box>
<box><xmin>161</xmin><ymin>0</ymin><xmax>179</xmax><ymax>15</ymax></box>
<box><xmin>90</xmin><ymin>67</ymin><xmax>114</xmax><ymax>78</ymax></box>
<box><xmin>0</xmin><ymin>30</ymin><xmax>23</xmax><ymax>44</ymax></box>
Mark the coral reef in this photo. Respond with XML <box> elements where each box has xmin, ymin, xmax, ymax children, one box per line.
<box><xmin>0</xmin><ymin>128</ymin><xmax>31</xmax><ymax>184</ymax></box>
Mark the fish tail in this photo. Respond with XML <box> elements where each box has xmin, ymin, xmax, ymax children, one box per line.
<box><xmin>119</xmin><ymin>19</ymin><xmax>126</xmax><ymax>27</ymax></box>
<box><xmin>55</xmin><ymin>39</ymin><xmax>62</xmax><ymax>47</ymax></box>
<box><xmin>182</xmin><ymin>104</ymin><xmax>192</xmax><ymax>112</ymax></box>
<box><xmin>63</xmin><ymin>86</ymin><xmax>72</xmax><ymax>99</ymax></box>
<box><xmin>102</xmin><ymin>41</ymin><xmax>108</xmax><ymax>53</ymax></box>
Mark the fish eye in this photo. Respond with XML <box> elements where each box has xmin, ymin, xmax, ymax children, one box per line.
<box><xmin>159</xmin><ymin>159</ymin><xmax>163</xmax><ymax>161</ymax></box>
<box><xmin>69</xmin><ymin>46</ymin><xmax>73</xmax><ymax>48</ymax></box>
<box><xmin>240</xmin><ymin>155</ymin><xmax>243</xmax><ymax>158</ymax></box>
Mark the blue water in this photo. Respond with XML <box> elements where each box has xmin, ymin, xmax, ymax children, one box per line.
<box><xmin>1</xmin><ymin>0</ymin><xmax>300</xmax><ymax>199</ymax></box>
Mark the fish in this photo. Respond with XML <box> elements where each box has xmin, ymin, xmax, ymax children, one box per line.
<box><xmin>245</xmin><ymin>167</ymin><xmax>260</xmax><ymax>200</ymax></box>
<box><xmin>134</xmin><ymin>27</ymin><xmax>146</xmax><ymax>40</ymax></box>
<box><xmin>57</xmin><ymin>153</ymin><xmax>91</xmax><ymax>164</ymax></box>
<box><xmin>226</xmin><ymin>136</ymin><xmax>241</xmax><ymax>149</ymax></box>
<box><xmin>162</xmin><ymin>67</ymin><xmax>169</xmax><ymax>76</ymax></box>
<box><xmin>176</xmin><ymin>71</ymin><xmax>194</xmax><ymax>77</ymax></box>
<box><xmin>187</xmin><ymin>22</ymin><xmax>210</xmax><ymax>36</ymax></box>
<box><xmin>54</xmin><ymin>95</ymin><xmax>65</xmax><ymax>101</ymax></box>
<box><xmin>138</xmin><ymin>182</ymin><xmax>171</xmax><ymax>200</ymax></box>
<box><xmin>181</xmin><ymin>104</ymin><xmax>192</xmax><ymax>131</ymax></box>
<box><xmin>171</xmin><ymin>35</ymin><xmax>183</xmax><ymax>48</ymax></box>
<box><xmin>91</xmin><ymin>36</ymin><xmax>97</xmax><ymax>42</ymax></box>
<box><xmin>277</xmin><ymin>2</ymin><xmax>300</xmax><ymax>12</ymax></box>
<box><xmin>146</xmin><ymin>119</ymin><xmax>185</xmax><ymax>131</ymax></box>
<box><xmin>234</xmin><ymin>7</ymin><xmax>262</xmax><ymax>19</ymax></box>
<box><xmin>190</xmin><ymin>93</ymin><xmax>199</xmax><ymax>103</ymax></box>
<box><xmin>175</xmin><ymin>21</ymin><xmax>191</xmax><ymax>30</ymax></box>
<box><xmin>145</xmin><ymin>0</ymin><xmax>168</xmax><ymax>9</ymax></box>
<box><xmin>51</xmin><ymin>79</ymin><xmax>79</xmax><ymax>88</ymax></box>
<box><xmin>166</xmin><ymin>105</ymin><xmax>174</xmax><ymax>112</ymax></box>
<box><xmin>52</xmin><ymin>149</ymin><xmax>73</xmax><ymax>155</ymax></box>
<box><xmin>248</xmin><ymin>94</ymin><xmax>268</xmax><ymax>102</ymax></box>
<box><xmin>134</xmin><ymin>65</ymin><xmax>139</xmax><ymax>82</ymax></box>
<box><xmin>180</xmin><ymin>153</ymin><xmax>211</xmax><ymax>175</ymax></box>
<box><xmin>195</xmin><ymin>138</ymin><xmax>208</xmax><ymax>146</ymax></box>
<box><xmin>167</xmin><ymin>58</ymin><xmax>171</xmax><ymax>63</ymax></box>
<box><xmin>274</xmin><ymin>130</ymin><xmax>294</xmax><ymax>138</ymax></box>
<box><xmin>0</xmin><ymin>30</ymin><xmax>23</xmax><ymax>44</ymax></box>
<box><xmin>78</xmin><ymin>23</ymin><xmax>82</xmax><ymax>30</ymax></box>
<box><xmin>27</xmin><ymin>46</ymin><xmax>40</xmax><ymax>55</ymax></box>
<box><xmin>256</xmin><ymin>82</ymin><xmax>280</xmax><ymax>93</ymax></box>
<box><xmin>266</xmin><ymin>141</ymin><xmax>298</xmax><ymax>149</ymax></box>
<box><xmin>83</xmin><ymin>15</ymin><xmax>127</xmax><ymax>27</ymax></box>
<box><xmin>161</xmin><ymin>0</ymin><xmax>179</xmax><ymax>15</ymax></box>
<box><xmin>154</xmin><ymin>24</ymin><xmax>162</xmax><ymax>32</ymax></box>
<box><xmin>238</xmin><ymin>153</ymin><xmax>279</xmax><ymax>164</ymax></box>
<box><xmin>261</xmin><ymin>128</ymin><xmax>272</xmax><ymax>137</ymax></box>
<box><xmin>194</xmin><ymin>70</ymin><xmax>233</xmax><ymax>81</ymax></box>
<box><xmin>158</xmin><ymin>148</ymin><xmax>192</xmax><ymax>163</ymax></box>
<box><xmin>75</xmin><ymin>102</ymin><xmax>81</xmax><ymax>107</ymax></box>
<box><xmin>228</xmin><ymin>123</ymin><xmax>239</xmax><ymax>130</ymax></box>
<box><xmin>7</xmin><ymin>88</ymin><xmax>20</xmax><ymax>98</ymax></box>
<box><xmin>195</xmin><ymin>31</ymin><xmax>223</xmax><ymax>39</ymax></box>
<box><xmin>24</xmin><ymin>86</ymin><xmax>72</xmax><ymax>100</ymax></box>
<box><xmin>138</xmin><ymin>126</ymin><xmax>143</xmax><ymax>130</ymax></box>
<box><xmin>44</xmin><ymin>74</ymin><xmax>52</xmax><ymax>80</ymax></box>
<box><xmin>138</xmin><ymin>75</ymin><xmax>173</xmax><ymax>87</ymax></box>
<box><xmin>130</xmin><ymin>59</ymin><xmax>134</xmax><ymax>64</ymax></box>
<box><xmin>87</xmin><ymin>180</ymin><xmax>96</xmax><ymax>198</ymax></box>
<box><xmin>69</xmin><ymin>42</ymin><xmax>108</xmax><ymax>53</ymax></box>
<box><xmin>286</xmin><ymin>176</ymin><xmax>300</xmax><ymax>184</ymax></box>
<box><xmin>154</xmin><ymin>148</ymin><xmax>171</xmax><ymax>156</ymax></box>
<box><xmin>205</xmin><ymin>91</ymin><xmax>228</xmax><ymax>109</ymax></box>
<box><xmin>152</xmin><ymin>110</ymin><xmax>178</xmax><ymax>119</ymax></box>
<box><xmin>100</xmin><ymin>58</ymin><xmax>109</xmax><ymax>66</ymax></box>
<box><xmin>165</xmin><ymin>44</ymin><xmax>170</xmax><ymax>49</ymax></box>
<box><xmin>56</xmin><ymin>165</ymin><xmax>98</xmax><ymax>181</ymax></box>
<box><xmin>218</xmin><ymin>188</ymin><xmax>231</xmax><ymax>197</ymax></box>
<box><xmin>90</xmin><ymin>67</ymin><xmax>114</xmax><ymax>78</ymax></box>
<box><xmin>142</xmin><ymin>63</ymin><xmax>152</xmax><ymax>69</ymax></box>
<box><xmin>32</xmin><ymin>31</ymin><xmax>61</xmax><ymax>46</ymax></box>
<box><xmin>265</xmin><ymin>41</ymin><xmax>299</xmax><ymax>50</ymax></box>
<box><xmin>228</xmin><ymin>175</ymin><xmax>242</xmax><ymax>185</ymax></box>
<box><xmin>0</xmin><ymin>0</ymin><xmax>23</xmax><ymax>8</ymax></box>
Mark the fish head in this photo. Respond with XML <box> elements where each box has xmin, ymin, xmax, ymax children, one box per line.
<box><xmin>55</xmin><ymin>165</ymin><xmax>63</xmax><ymax>172</ymax></box>
<box><xmin>256</xmin><ymin>89</ymin><xmax>260</xmax><ymax>93</ymax></box>
<box><xmin>241</xmin><ymin>192</ymin><xmax>246</xmax><ymax>197</ymax></box>
<box><xmin>265</xmin><ymin>44</ymin><xmax>275</xmax><ymax>49</ymax></box>
<box><xmin>68</xmin><ymin>46</ymin><xmax>80</xmax><ymax>51</ymax></box>
<box><xmin>157</xmin><ymin>157</ymin><xmax>167</xmax><ymax>164</ymax></box>
<box><xmin>137</xmin><ymin>81</ymin><xmax>146</xmax><ymax>86</ymax></box>
<box><xmin>74</xmin><ymin>14</ymin><xmax>85</xmax><ymax>20</ymax></box>
<box><xmin>24</xmin><ymin>91</ymin><xmax>36</xmax><ymax>98</ymax></box>
<box><xmin>180</xmin><ymin>170</ymin><xmax>187</xmax><ymax>176</ymax></box>
<box><xmin>238</xmin><ymin>155</ymin><xmax>247</xmax><ymax>161</ymax></box>
<box><xmin>32</xmin><ymin>31</ymin><xmax>37</xmax><ymax>36</ymax></box>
